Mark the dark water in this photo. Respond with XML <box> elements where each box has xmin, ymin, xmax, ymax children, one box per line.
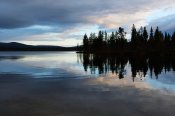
<box><xmin>78</xmin><ymin>53</ymin><xmax>175</xmax><ymax>91</ymax></box>
<box><xmin>0</xmin><ymin>52</ymin><xmax>175</xmax><ymax>91</ymax></box>
<box><xmin>0</xmin><ymin>52</ymin><xmax>175</xmax><ymax>90</ymax></box>
<box><xmin>1</xmin><ymin>52</ymin><xmax>175</xmax><ymax>116</ymax></box>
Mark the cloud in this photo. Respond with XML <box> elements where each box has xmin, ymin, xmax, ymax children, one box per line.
<box><xmin>0</xmin><ymin>0</ymin><xmax>175</xmax><ymax>45</ymax></box>
<box><xmin>148</xmin><ymin>14</ymin><xmax>175</xmax><ymax>33</ymax></box>
<box><xmin>3</xmin><ymin>25</ymin><xmax>94</xmax><ymax>46</ymax></box>
<box><xmin>0</xmin><ymin>0</ymin><xmax>174</xmax><ymax>29</ymax></box>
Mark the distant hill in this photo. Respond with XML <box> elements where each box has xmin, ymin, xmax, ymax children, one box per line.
<box><xmin>0</xmin><ymin>42</ymin><xmax>77</xmax><ymax>51</ymax></box>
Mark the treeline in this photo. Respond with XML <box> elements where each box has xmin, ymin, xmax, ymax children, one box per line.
<box><xmin>79</xmin><ymin>24</ymin><xmax>175</xmax><ymax>53</ymax></box>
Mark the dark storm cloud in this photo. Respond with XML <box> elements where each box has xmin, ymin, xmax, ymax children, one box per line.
<box><xmin>0</xmin><ymin>0</ymin><xmax>158</xmax><ymax>29</ymax></box>
<box><xmin>0</xmin><ymin>0</ymin><xmax>175</xmax><ymax>46</ymax></box>
<box><xmin>0</xmin><ymin>1</ymin><xmax>85</xmax><ymax>28</ymax></box>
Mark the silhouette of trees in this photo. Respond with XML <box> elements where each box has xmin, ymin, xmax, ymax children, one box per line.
<box><xmin>131</xmin><ymin>24</ymin><xmax>137</xmax><ymax>47</ymax></box>
<box><xmin>81</xmin><ymin>25</ymin><xmax>175</xmax><ymax>53</ymax></box>
<box><xmin>83</xmin><ymin>34</ymin><xmax>88</xmax><ymax>51</ymax></box>
<box><xmin>118</xmin><ymin>27</ymin><xmax>127</xmax><ymax>48</ymax></box>
<box><xmin>143</xmin><ymin>27</ymin><xmax>148</xmax><ymax>44</ymax></box>
<box><xmin>82</xmin><ymin>27</ymin><xmax>127</xmax><ymax>52</ymax></box>
<box><xmin>164</xmin><ymin>32</ymin><xmax>171</xmax><ymax>48</ymax></box>
<box><xmin>148</xmin><ymin>27</ymin><xmax>154</xmax><ymax>48</ymax></box>
<box><xmin>153</xmin><ymin>27</ymin><xmax>164</xmax><ymax>49</ymax></box>
<box><xmin>79</xmin><ymin>25</ymin><xmax>175</xmax><ymax>81</ymax></box>
<box><xmin>109</xmin><ymin>32</ymin><xmax>115</xmax><ymax>49</ymax></box>
<box><xmin>172</xmin><ymin>32</ymin><xmax>175</xmax><ymax>47</ymax></box>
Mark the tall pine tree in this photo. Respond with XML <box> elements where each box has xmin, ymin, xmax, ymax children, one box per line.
<box><xmin>143</xmin><ymin>27</ymin><xmax>148</xmax><ymax>44</ymax></box>
<box><xmin>131</xmin><ymin>24</ymin><xmax>137</xmax><ymax>47</ymax></box>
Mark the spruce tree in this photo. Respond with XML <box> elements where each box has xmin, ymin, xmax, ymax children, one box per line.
<box><xmin>110</xmin><ymin>32</ymin><xmax>115</xmax><ymax>48</ymax></box>
<box><xmin>171</xmin><ymin>31</ymin><xmax>175</xmax><ymax>47</ymax></box>
<box><xmin>83</xmin><ymin>34</ymin><xmax>88</xmax><ymax>50</ymax></box>
<box><xmin>118</xmin><ymin>27</ymin><xmax>127</xmax><ymax>47</ymax></box>
<box><xmin>131</xmin><ymin>24</ymin><xmax>137</xmax><ymax>47</ymax></box>
<box><xmin>143</xmin><ymin>27</ymin><xmax>148</xmax><ymax>44</ymax></box>
<box><xmin>154</xmin><ymin>27</ymin><xmax>162</xmax><ymax>44</ymax></box>
<box><xmin>149</xmin><ymin>27</ymin><xmax>154</xmax><ymax>47</ymax></box>
<box><xmin>164</xmin><ymin>32</ymin><xmax>171</xmax><ymax>48</ymax></box>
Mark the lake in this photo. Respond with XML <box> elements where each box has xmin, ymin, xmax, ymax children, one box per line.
<box><xmin>0</xmin><ymin>52</ymin><xmax>175</xmax><ymax>116</ymax></box>
<box><xmin>0</xmin><ymin>52</ymin><xmax>88</xmax><ymax>79</ymax></box>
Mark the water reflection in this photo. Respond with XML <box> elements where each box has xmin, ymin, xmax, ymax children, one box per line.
<box><xmin>0</xmin><ymin>52</ymin><xmax>88</xmax><ymax>78</ymax></box>
<box><xmin>0</xmin><ymin>52</ymin><xmax>175</xmax><ymax>116</ymax></box>
<box><xmin>78</xmin><ymin>53</ymin><xmax>175</xmax><ymax>81</ymax></box>
<box><xmin>0</xmin><ymin>52</ymin><xmax>175</xmax><ymax>91</ymax></box>
<box><xmin>0</xmin><ymin>56</ymin><xmax>24</xmax><ymax>60</ymax></box>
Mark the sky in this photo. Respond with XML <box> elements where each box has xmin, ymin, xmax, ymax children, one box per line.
<box><xmin>0</xmin><ymin>0</ymin><xmax>175</xmax><ymax>46</ymax></box>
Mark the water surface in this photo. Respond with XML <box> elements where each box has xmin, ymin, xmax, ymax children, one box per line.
<box><xmin>0</xmin><ymin>52</ymin><xmax>89</xmax><ymax>78</ymax></box>
<box><xmin>0</xmin><ymin>52</ymin><xmax>174</xmax><ymax>91</ymax></box>
<box><xmin>0</xmin><ymin>52</ymin><xmax>175</xmax><ymax>116</ymax></box>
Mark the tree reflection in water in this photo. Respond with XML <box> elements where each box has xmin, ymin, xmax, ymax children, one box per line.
<box><xmin>77</xmin><ymin>53</ymin><xmax>175</xmax><ymax>81</ymax></box>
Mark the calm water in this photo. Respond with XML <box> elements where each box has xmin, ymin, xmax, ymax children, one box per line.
<box><xmin>0</xmin><ymin>52</ymin><xmax>175</xmax><ymax>91</ymax></box>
